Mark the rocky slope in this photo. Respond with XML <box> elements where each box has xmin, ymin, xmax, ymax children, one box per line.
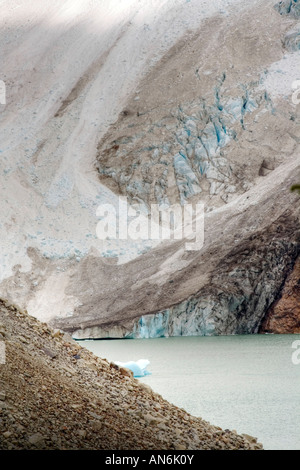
<box><xmin>0</xmin><ymin>300</ymin><xmax>262</xmax><ymax>450</ymax></box>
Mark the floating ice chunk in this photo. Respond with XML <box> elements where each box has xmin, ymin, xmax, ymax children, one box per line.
<box><xmin>115</xmin><ymin>359</ymin><xmax>151</xmax><ymax>377</ymax></box>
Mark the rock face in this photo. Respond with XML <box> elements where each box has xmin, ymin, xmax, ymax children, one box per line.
<box><xmin>131</xmin><ymin>221</ymin><xmax>300</xmax><ymax>338</ymax></box>
<box><xmin>260</xmin><ymin>256</ymin><xmax>300</xmax><ymax>334</ymax></box>
<box><xmin>69</xmin><ymin>209</ymin><xmax>300</xmax><ymax>340</ymax></box>
<box><xmin>0</xmin><ymin>300</ymin><xmax>262</xmax><ymax>450</ymax></box>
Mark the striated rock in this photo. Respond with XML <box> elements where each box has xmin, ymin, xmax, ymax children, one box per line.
<box><xmin>55</xmin><ymin>204</ymin><xmax>300</xmax><ymax>339</ymax></box>
<box><xmin>260</xmin><ymin>256</ymin><xmax>300</xmax><ymax>334</ymax></box>
<box><xmin>153</xmin><ymin>216</ymin><xmax>299</xmax><ymax>337</ymax></box>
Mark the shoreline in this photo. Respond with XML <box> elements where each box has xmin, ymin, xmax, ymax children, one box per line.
<box><xmin>0</xmin><ymin>300</ymin><xmax>262</xmax><ymax>450</ymax></box>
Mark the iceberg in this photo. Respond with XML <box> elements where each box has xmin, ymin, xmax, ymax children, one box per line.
<box><xmin>115</xmin><ymin>359</ymin><xmax>151</xmax><ymax>377</ymax></box>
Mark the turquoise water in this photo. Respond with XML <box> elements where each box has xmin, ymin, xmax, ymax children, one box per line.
<box><xmin>78</xmin><ymin>334</ymin><xmax>300</xmax><ymax>450</ymax></box>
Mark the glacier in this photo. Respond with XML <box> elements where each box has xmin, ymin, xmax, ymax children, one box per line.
<box><xmin>115</xmin><ymin>359</ymin><xmax>151</xmax><ymax>378</ymax></box>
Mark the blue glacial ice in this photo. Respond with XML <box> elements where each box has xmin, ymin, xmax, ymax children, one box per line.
<box><xmin>96</xmin><ymin>77</ymin><xmax>264</xmax><ymax>208</ymax></box>
<box><xmin>274</xmin><ymin>0</ymin><xmax>300</xmax><ymax>18</ymax></box>
<box><xmin>284</xmin><ymin>29</ymin><xmax>300</xmax><ymax>51</ymax></box>
<box><xmin>115</xmin><ymin>359</ymin><xmax>151</xmax><ymax>377</ymax></box>
<box><xmin>173</xmin><ymin>152</ymin><xmax>202</xmax><ymax>205</ymax></box>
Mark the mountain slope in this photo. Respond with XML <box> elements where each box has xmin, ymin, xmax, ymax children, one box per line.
<box><xmin>0</xmin><ymin>300</ymin><xmax>262</xmax><ymax>450</ymax></box>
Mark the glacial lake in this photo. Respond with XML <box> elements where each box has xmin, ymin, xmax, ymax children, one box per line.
<box><xmin>78</xmin><ymin>334</ymin><xmax>300</xmax><ymax>450</ymax></box>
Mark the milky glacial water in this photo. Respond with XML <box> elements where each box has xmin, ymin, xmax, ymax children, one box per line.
<box><xmin>78</xmin><ymin>334</ymin><xmax>300</xmax><ymax>450</ymax></box>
